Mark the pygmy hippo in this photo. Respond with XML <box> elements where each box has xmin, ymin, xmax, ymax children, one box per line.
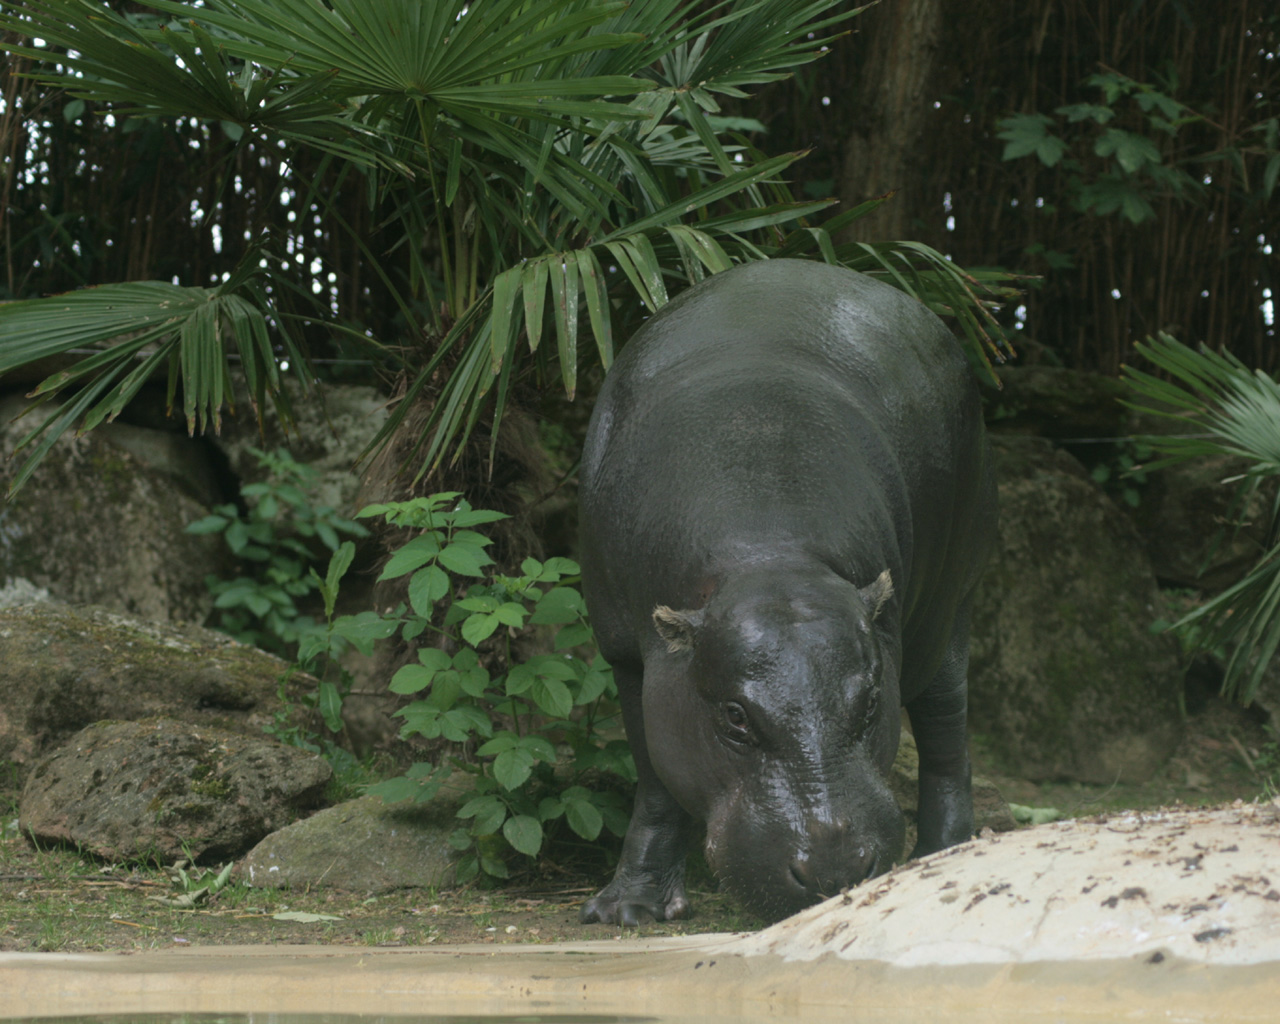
<box><xmin>577</xmin><ymin>258</ymin><xmax>996</xmax><ymax>925</ymax></box>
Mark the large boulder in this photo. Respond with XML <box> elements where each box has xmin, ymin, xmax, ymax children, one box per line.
<box><xmin>968</xmin><ymin>436</ymin><xmax>1183</xmax><ymax>784</ymax></box>
<box><xmin>239</xmin><ymin>794</ymin><xmax>458</xmax><ymax>893</ymax></box>
<box><xmin>1131</xmin><ymin>454</ymin><xmax>1273</xmax><ymax>593</ymax></box>
<box><xmin>0</xmin><ymin>395</ymin><xmax>229</xmax><ymax>622</ymax></box>
<box><xmin>213</xmin><ymin>382</ymin><xmax>389</xmax><ymax>519</ymax></box>
<box><xmin>0</xmin><ymin>603</ymin><xmax>315</xmax><ymax>768</ymax></box>
<box><xmin>986</xmin><ymin>365</ymin><xmax>1131</xmax><ymax>443</ymax></box>
<box><xmin>18</xmin><ymin>717</ymin><xmax>330</xmax><ymax>862</ymax></box>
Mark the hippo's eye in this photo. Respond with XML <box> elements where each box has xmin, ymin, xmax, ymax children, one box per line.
<box><xmin>722</xmin><ymin>701</ymin><xmax>751</xmax><ymax>743</ymax></box>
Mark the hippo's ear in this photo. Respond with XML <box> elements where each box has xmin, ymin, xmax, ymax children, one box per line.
<box><xmin>652</xmin><ymin>605</ymin><xmax>704</xmax><ymax>653</ymax></box>
<box><xmin>860</xmin><ymin>569</ymin><xmax>894</xmax><ymax>620</ymax></box>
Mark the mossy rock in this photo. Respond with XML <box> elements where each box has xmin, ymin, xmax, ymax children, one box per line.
<box><xmin>18</xmin><ymin>717</ymin><xmax>331</xmax><ymax>862</ymax></box>
<box><xmin>0</xmin><ymin>603</ymin><xmax>318</xmax><ymax>771</ymax></box>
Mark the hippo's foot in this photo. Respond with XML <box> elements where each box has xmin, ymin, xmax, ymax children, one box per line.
<box><xmin>579</xmin><ymin>870</ymin><xmax>691</xmax><ymax>926</ymax></box>
<box><xmin>910</xmin><ymin>767</ymin><xmax>975</xmax><ymax>859</ymax></box>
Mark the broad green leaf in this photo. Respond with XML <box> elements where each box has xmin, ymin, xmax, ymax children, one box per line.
<box><xmin>461</xmin><ymin>612</ymin><xmax>502</xmax><ymax>646</ymax></box>
<box><xmin>554</xmin><ymin>622</ymin><xmax>594</xmax><ymax>651</ymax></box>
<box><xmin>576</xmin><ymin>663</ymin><xmax>612</xmax><ymax>704</ymax></box>
<box><xmin>526</xmin><ymin>654</ymin><xmax>579</xmax><ymax>681</ymax></box>
<box><xmin>459</xmin><ymin>795</ymin><xmax>507</xmax><ymax>836</ymax></box>
<box><xmin>493</xmin><ymin>602</ymin><xmax>527</xmax><ymax>628</ymax></box>
<box><xmin>427</xmin><ymin>670</ymin><xmax>462</xmax><ymax>711</ymax></box>
<box><xmin>418</xmin><ymin>647</ymin><xmax>453</xmax><ymax>672</ymax></box>
<box><xmin>322</xmin><ymin>542</ymin><xmax>356</xmax><ymax>619</ymax></box>
<box><xmin>396</xmin><ymin>701</ymin><xmax>442</xmax><ymax>739</ymax></box>
<box><xmin>538</xmin><ymin>797</ymin><xmax>565</xmax><ymax>822</ymax></box>
<box><xmin>531</xmin><ymin>587</ymin><xmax>586</xmax><ymax>624</ymax></box>
<box><xmin>366</xmin><ymin>775</ymin><xmax>431</xmax><ymax>805</ymax></box>
<box><xmin>408</xmin><ymin>565</ymin><xmax>452</xmax><ymax>615</ymax></box>
<box><xmin>186</xmin><ymin>514</ymin><xmax>230</xmax><ymax>535</ymax></box>
<box><xmin>450</xmin><ymin>705</ymin><xmax>494</xmax><ymax>739</ymax></box>
<box><xmin>318</xmin><ymin>679</ymin><xmax>343</xmax><ymax>733</ymax></box>
<box><xmin>531</xmin><ymin>677</ymin><xmax>574</xmax><ymax>719</ymax></box>
<box><xmin>480</xmin><ymin>855</ymin><xmax>510</xmax><ymax>879</ymax></box>
<box><xmin>565</xmin><ymin>797</ymin><xmax>604</xmax><ymax>841</ymax></box>
<box><xmin>502</xmin><ymin>814</ymin><xmax>543</xmax><ymax>857</ymax></box>
<box><xmin>505</xmin><ymin>663</ymin><xmax>535</xmax><ymax>695</ymax></box>
<box><xmin>519</xmin><ymin>735</ymin><xmax>558</xmax><ymax>763</ymax></box>
<box><xmin>378</xmin><ymin>534</ymin><xmax>443</xmax><ymax>580</ymax></box>
<box><xmin>1095</xmin><ymin>128</ymin><xmax>1161</xmax><ymax>174</ymax></box>
<box><xmin>331</xmin><ymin>611</ymin><xmax>399</xmax><ymax>655</ymax></box>
<box><xmin>390</xmin><ymin>663</ymin><xmax>435</xmax><ymax>695</ymax></box>
<box><xmin>493</xmin><ymin>748</ymin><xmax>535</xmax><ymax>791</ymax></box>
<box><xmin>448</xmin><ymin>508</ymin><xmax>510</xmax><ymax>528</ymax></box>
<box><xmin>476</xmin><ymin>732</ymin><xmax>519</xmax><ymax>756</ymax></box>
<box><xmin>438</xmin><ymin>542</ymin><xmax>490</xmax><ymax>577</ymax></box>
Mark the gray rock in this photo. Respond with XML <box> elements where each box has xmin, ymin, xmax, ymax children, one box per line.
<box><xmin>240</xmin><ymin>794</ymin><xmax>458</xmax><ymax>893</ymax></box>
<box><xmin>214</xmin><ymin>382</ymin><xmax>388</xmax><ymax>519</ymax></box>
<box><xmin>18</xmin><ymin>717</ymin><xmax>331</xmax><ymax>862</ymax></box>
<box><xmin>0</xmin><ymin>603</ymin><xmax>316</xmax><ymax>767</ymax></box>
<box><xmin>1131</xmin><ymin>454</ymin><xmax>1274</xmax><ymax>593</ymax></box>
<box><xmin>0</xmin><ymin>396</ymin><xmax>230</xmax><ymax>622</ymax></box>
<box><xmin>987</xmin><ymin>365</ymin><xmax>1131</xmax><ymax>442</ymax></box>
<box><xmin>99</xmin><ymin>419</ymin><xmax>225</xmax><ymax>509</ymax></box>
<box><xmin>968</xmin><ymin>436</ymin><xmax>1183</xmax><ymax>784</ymax></box>
<box><xmin>0</xmin><ymin>576</ymin><xmax>54</xmax><ymax>609</ymax></box>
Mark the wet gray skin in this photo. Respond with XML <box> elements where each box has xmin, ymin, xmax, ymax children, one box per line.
<box><xmin>578</xmin><ymin>259</ymin><xmax>996</xmax><ymax>925</ymax></box>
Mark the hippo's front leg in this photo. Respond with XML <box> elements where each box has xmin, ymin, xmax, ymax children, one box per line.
<box><xmin>905</xmin><ymin>610</ymin><xmax>976</xmax><ymax>857</ymax></box>
<box><xmin>580</xmin><ymin>659</ymin><xmax>697</xmax><ymax>925</ymax></box>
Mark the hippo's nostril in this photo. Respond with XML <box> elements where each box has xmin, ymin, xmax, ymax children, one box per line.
<box><xmin>788</xmin><ymin>861</ymin><xmax>809</xmax><ymax>891</ymax></box>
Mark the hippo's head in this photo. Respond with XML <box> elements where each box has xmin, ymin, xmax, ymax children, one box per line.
<box><xmin>645</xmin><ymin>566</ymin><xmax>905</xmax><ymax>922</ymax></box>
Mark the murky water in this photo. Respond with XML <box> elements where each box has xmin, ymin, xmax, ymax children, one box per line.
<box><xmin>1</xmin><ymin>1015</ymin><xmax>654</xmax><ymax>1024</ymax></box>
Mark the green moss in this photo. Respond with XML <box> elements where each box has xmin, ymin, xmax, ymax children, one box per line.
<box><xmin>190</xmin><ymin>775</ymin><xmax>232</xmax><ymax>800</ymax></box>
<box><xmin>89</xmin><ymin>449</ymin><xmax>135</xmax><ymax>504</ymax></box>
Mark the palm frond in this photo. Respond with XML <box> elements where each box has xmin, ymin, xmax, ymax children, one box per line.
<box><xmin>0</xmin><ymin>0</ymin><xmax>1024</xmax><ymax>508</ymax></box>
<box><xmin>1122</xmin><ymin>332</ymin><xmax>1280</xmax><ymax>704</ymax></box>
<box><xmin>0</xmin><ymin>262</ymin><xmax>306</xmax><ymax>496</ymax></box>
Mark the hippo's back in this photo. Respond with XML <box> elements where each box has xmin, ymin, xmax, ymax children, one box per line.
<box><xmin>580</xmin><ymin>259</ymin><xmax>994</xmax><ymax>681</ymax></box>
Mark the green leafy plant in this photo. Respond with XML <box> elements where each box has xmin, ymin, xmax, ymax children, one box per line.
<box><xmin>1123</xmin><ymin>332</ymin><xmax>1280</xmax><ymax>704</ymax></box>
<box><xmin>997</xmin><ymin>70</ymin><xmax>1207</xmax><ymax>225</ymax></box>
<box><xmin>1254</xmin><ymin>741</ymin><xmax>1280</xmax><ymax>799</ymax></box>
<box><xmin>148</xmin><ymin>855</ymin><xmax>235</xmax><ymax>909</ymax></box>
<box><xmin>326</xmin><ymin>493</ymin><xmax>634</xmax><ymax>883</ymax></box>
<box><xmin>187</xmin><ymin>447</ymin><xmax>369</xmax><ymax>655</ymax></box>
<box><xmin>1089</xmin><ymin>439</ymin><xmax>1153</xmax><ymax>509</ymax></box>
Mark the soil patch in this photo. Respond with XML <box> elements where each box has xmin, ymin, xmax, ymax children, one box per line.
<box><xmin>2</xmin><ymin>693</ymin><xmax>1273</xmax><ymax>954</ymax></box>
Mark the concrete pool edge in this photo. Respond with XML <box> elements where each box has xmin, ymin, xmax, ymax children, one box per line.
<box><xmin>3</xmin><ymin>940</ymin><xmax>1278</xmax><ymax>1022</ymax></box>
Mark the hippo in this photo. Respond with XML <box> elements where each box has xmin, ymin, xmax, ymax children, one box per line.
<box><xmin>577</xmin><ymin>259</ymin><xmax>997</xmax><ymax>925</ymax></box>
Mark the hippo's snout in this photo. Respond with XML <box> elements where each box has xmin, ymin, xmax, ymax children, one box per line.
<box><xmin>708</xmin><ymin>797</ymin><xmax>903</xmax><ymax>922</ymax></box>
<box><xmin>787</xmin><ymin>841</ymin><xmax>882</xmax><ymax>900</ymax></box>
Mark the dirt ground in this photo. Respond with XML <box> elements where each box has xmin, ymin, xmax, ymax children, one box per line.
<box><xmin>1</xmin><ymin>692</ymin><xmax>1274</xmax><ymax>954</ymax></box>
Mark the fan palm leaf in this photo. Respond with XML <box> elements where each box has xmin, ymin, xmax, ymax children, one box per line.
<box><xmin>1123</xmin><ymin>331</ymin><xmax>1280</xmax><ymax>704</ymax></box>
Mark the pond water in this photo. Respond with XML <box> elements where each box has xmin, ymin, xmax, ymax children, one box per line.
<box><xmin>0</xmin><ymin>1015</ymin><xmax>656</xmax><ymax>1024</ymax></box>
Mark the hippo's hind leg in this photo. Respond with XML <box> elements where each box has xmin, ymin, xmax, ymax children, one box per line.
<box><xmin>580</xmin><ymin>658</ymin><xmax>698</xmax><ymax>926</ymax></box>
<box><xmin>904</xmin><ymin>601</ymin><xmax>976</xmax><ymax>858</ymax></box>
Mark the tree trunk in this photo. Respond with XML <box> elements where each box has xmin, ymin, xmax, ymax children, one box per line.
<box><xmin>837</xmin><ymin>0</ymin><xmax>943</xmax><ymax>243</ymax></box>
